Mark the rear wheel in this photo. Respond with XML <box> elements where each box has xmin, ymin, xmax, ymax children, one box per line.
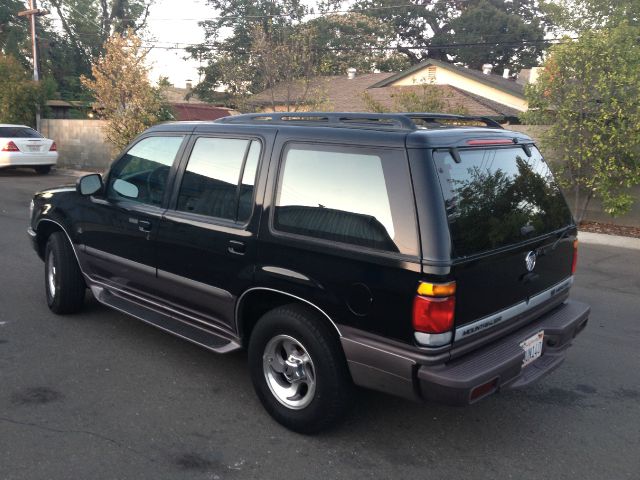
<box><xmin>248</xmin><ymin>304</ymin><xmax>353</xmax><ymax>433</ymax></box>
<box><xmin>34</xmin><ymin>165</ymin><xmax>51</xmax><ymax>174</ymax></box>
<box><xmin>45</xmin><ymin>232</ymin><xmax>85</xmax><ymax>314</ymax></box>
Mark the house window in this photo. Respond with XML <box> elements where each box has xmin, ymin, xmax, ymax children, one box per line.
<box><xmin>426</xmin><ymin>66</ymin><xmax>437</xmax><ymax>83</ymax></box>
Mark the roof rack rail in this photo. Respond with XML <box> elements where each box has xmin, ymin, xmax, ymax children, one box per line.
<box><xmin>217</xmin><ymin>112</ymin><xmax>417</xmax><ymax>130</ymax></box>
<box><xmin>402</xmin><ymin>113</ymin><xmax>503</xmax><ymax>129</ymax></box>
<box><xmin>217</xmin><ymin>112</ymin><xmax>503</xmax><ymax>130</ymax></box>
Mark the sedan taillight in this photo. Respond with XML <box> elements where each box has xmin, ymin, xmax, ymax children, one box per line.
<box><xmin>1</xmin><ymin>141</ymin><xmax>20</xmax><ymax>152</ymax></box>
<box><xmin>49</xmin><ymin>142</ymin><xmax>57</xmax><ymax>151</ymax></box>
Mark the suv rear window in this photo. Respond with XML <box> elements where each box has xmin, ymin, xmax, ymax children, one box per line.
<box><xmin>434</xmin><ymin>146</ymin><xmax>573</xmax><ymax>257</ymax></box>
<box><xmin>0</xmin><ymin>127</ymin><xmax>42</xmax><ymax>138</ymax></box>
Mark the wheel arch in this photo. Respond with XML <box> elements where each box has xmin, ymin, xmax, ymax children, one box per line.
<box><xmin>35</xmin><ymin>219</ymin><xmax>78</xmax><ymax>262</ymax></box>
<box><xmin>235</xmin><ymin>288</ymin><xmax>342</xmax><ymax>346</ymax></box>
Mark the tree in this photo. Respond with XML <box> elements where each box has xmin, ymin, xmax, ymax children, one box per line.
<box><xmin>523</xmin><ymin>24</ymin><xmax>640</xmax><ymax>220</ymax></box>
<box><xmin>362</xmin><ymin>83</ymin><xmax>468</xmax><ymax>114</ymax></box>
<box><xmin>544</xmin><ymin>0</ymin><xmax>639</xmax><ymax>33</ymax></box>
<box><xmin>188</xmin><ymin>0</ymin><xmax>307</xmax><ymax>102</ymax></box>
<box><xmin>0</xmin><ymin>0</ymin><xmax>31</xmax><ymax>66</ymax></box>
<box><xmin>351</xmin><ymin>0</ymin><xmax>550</xmax><ymax>72</ymax></box>
<box><xmin>0</xmin><ymin>54</ymin><xmax>51</xmax><ymax>126</ymax></box>
<box><xmin>189</xmin><ymin>1</ymin><xmax>403</xmax><ymax>104</ymax></box>
<box><xmin>81</xmin><ymin>31</ymin><xmax>171</xmax><ymax>150</ymax></box>
<box><xmin>249</xmin><ymin>26</ymin><xmax>327</xmax><ymax>112</ymax></box>
<box><xmin>40</xmin><ymin>0</ymin><xmax>153</xmax><ymax>98</ymax></box>
<box><xmin>305</xmin><ymin>13</ymin><xmax>406</xmax><ymax>75</ymax></box>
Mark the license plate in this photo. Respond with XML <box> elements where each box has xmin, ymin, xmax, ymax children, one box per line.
<box><xmin>520</xmin><ymin>330</ymin><xmax>544</xmax><ymax>367</ymax></box>
<box><xmin>27</xmin><ymin>145</ymin><xmax>41</xmax><ymax>152</ymax></box>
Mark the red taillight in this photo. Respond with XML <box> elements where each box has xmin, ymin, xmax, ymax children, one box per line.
<box><xmin>49</xmin><ymin>142</ymin><xmax>57</xmax><ymax>151</ymax></box>
<box><xmin>412</xmin><ymin>295</ymin><xmax>455</xmax><ymax>334</ymax></box>
<box><xmin>1</xmin><ymin>141</ymin><xmax>20</xmax><ymax>152</ymax></box>
<box><xmin>571</xmin><ymin>239</ymin><xmax>578</xmax><ymax>274</ymax></box>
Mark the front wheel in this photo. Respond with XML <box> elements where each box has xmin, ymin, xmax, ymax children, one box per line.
<box><xmin>45</xmin><ymin>232</ymin><xmax>86</xmax><ymax>314</ymax></box>
<box><xmin>248</xmin><ymin>304</ymin><xmax>354</xmax><ymax>433</ymax></box>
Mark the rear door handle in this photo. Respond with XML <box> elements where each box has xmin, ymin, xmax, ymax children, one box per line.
<box><xmin>228</xmin><ymin>240</ymin><xmax>246</xmax><ymax>255</ymax></box>
<box><xmin>138</xmin><ymin>219</ymin><xmax>152</xmax><ymax>232</ymax></box>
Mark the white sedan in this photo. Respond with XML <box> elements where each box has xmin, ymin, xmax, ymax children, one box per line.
<box><xmin>0</xmin><ymin>124</ymin><xmax>58</xmax><ymax>174</ymax></box>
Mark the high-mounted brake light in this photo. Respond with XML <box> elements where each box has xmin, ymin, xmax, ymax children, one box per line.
<box><xmin>571</xmin><ymin>239</ymin><xmax>578</xmax><ymax>275</ymax></box>
<box><xmin>1</xmin><ymin>141</ymin><xmax>20</xmax><ymax>152</ymax></box>
<box><xmin>413</xmin><ymin>281</ymin><xmax>456</xmax><ymax>347</ymax></box>
<box><xmin>466</xmin><ymin>139</ymin><xmax>514</xmax><ymax>146</ymax></box>
<box><xmin>49</xmin><ymin>142</ymin><xmax>57</xmax><ymax>151</ymax></box>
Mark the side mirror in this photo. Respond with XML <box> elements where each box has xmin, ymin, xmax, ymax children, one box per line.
<box><xmin>77</xmin><ymin>174</ymin><xmax>103</xmax><ymax>196</ymax></box>
<box><xmin>112</xmin><ymin>178</ymin><xmax>139</xmax><ymax>199</ymax></box>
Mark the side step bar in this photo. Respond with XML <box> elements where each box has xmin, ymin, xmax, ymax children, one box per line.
<box><xmin>90</xmin><ymin>285</ymin><xmax>241</xmax><ymax>354</ymax></box>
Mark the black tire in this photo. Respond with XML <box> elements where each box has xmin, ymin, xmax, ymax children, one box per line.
<box><xmin>248</xmin><ymin>304</ymin><xmax>354</xmax><ymax>433</ymax></box>
<box><xmin>44</xmin><ymin>232</ymin><xmax>86</xmax><ymax>314</ymax></box>
<box><xmin>34</xmin><ymin>165</ymin><xmax>52</xmax><ymax>175</ymax></box>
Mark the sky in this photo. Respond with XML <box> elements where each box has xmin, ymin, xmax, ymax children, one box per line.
<box><xmin>146</xmin><ymin>0</ymin><xmax>212</xmax><ymax>88</ymax></box>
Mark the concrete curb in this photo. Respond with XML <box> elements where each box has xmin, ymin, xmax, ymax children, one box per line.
<box><xmin>579</xmin><ymin>231</ymin><xmax>640</xmax><ymax>250</ymax></box>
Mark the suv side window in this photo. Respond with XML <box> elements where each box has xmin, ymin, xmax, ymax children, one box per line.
<box><xmin>107</xmin><ymin>136</ymin><xmax>184</xmax><ymax>206</ymax></box>
<box><xmin>273</xmin><ymin>143</ymin><xmax>419</xmax><ymax>255</ymax></box>
<box><xmin>176</xmin><ymin>137</ymin><xmax>261</xmax><ymax>222</ymax></box>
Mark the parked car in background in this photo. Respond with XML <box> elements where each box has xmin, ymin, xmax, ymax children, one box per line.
<box><xmin>0</xmin><ymin>124</ymin><xmax>58</xmax><ymax>174</ymax></box>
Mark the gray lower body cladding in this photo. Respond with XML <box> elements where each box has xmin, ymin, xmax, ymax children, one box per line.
<box><xmin>341</xmin><ymin>300</ymin><xmax>590</xmax><ymax>405</ymax></box>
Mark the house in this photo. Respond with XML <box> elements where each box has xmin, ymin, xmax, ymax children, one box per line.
<box><xmin>249</xmin><ymin>59</ymin><xmax>534</xmax><ymax>122</ymax></box>
<box><xmin>45</xmin><ymin>85</ymin><xmax>236</xmax><ymax>121</ymax></box>
<box><xmin>158</xmin><ymin>85</ymin><xmax>237</xmax><ymax>121</ymax></box>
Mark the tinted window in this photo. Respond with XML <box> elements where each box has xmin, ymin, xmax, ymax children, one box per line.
<box><xmin>107</xmin><ymin>136</ymin><xmax>184</xmax><ymax>206</ymax></box>
<box><xmin>0</xmin><ymin>127</ymin><xmax>42</xmax><ymax>138</ymax></box>
<box><xmin>434</xmin><ymin>146</ymin><xmax>573</xmax><ymax>257</ymax></box>
<box><xmin>274</xmin><ymin>144</ymin><xmax>418</xmax><ymax>255</ymax></box>
<box><xmin>177</xmin><ymin>138</ymin><xmax>261</xmax><ymax>222</ymax></box>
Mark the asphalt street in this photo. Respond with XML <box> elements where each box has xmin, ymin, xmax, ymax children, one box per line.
<box><xmin>1</xmin><ymin>168</ymin><xmax>639</xmax><ymax>480</ymax></box>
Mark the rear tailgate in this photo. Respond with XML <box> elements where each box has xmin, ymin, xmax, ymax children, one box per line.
<box><xmin>432</xmin><ymin>145</ymin><xmax>576</xmax><ymax>340</ymax></box>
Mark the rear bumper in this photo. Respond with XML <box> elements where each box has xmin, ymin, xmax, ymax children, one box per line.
<box><xmin>0</xmin><ymin>151</ymin><xmax>58</xmax><ymax>167</ymax></box>
<box><xmin>341</xmin><ymin>300</ymin><xmax>590</xmax><ymax>405</ymax></box>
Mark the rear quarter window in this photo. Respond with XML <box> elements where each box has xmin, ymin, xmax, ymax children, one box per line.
<box><xmin>273</xmin><ymin>143</ymin><xmax>419</xmax><ymax>256</ymax></box>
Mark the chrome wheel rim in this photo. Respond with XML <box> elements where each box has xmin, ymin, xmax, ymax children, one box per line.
<box><xmin>46</xmin><ymin>252</ymin><xmax>57</xmax><ymax>298</ymax></box>
<box><xmin>263</xmin><ymin>334</ymin><xmax>316</xmax><ymax>410</ymax></box>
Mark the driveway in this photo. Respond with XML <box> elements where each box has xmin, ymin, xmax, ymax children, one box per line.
<box><xmin>1</xmin><ymin>168</ymin><xmax>638</xmax><ymax>479</ymax></box>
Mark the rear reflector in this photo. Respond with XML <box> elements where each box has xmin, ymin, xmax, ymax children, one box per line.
<box><xmin>417</xmin><ymin>281</ymin><xmax>456</xmax><ymax>297</ymax></box>
<box><xmin>412</xmin><ymin>295</ymin><xmax>455</xmax><ymax>334</ymax></box>
<box><xmin>571</xmin><ymin>239</ymin><xmax>578</xmax><ymax>274</ymax></box>
<box><xmin>1</xmin><ymin>141</ymin><xmax>20</xmax><ymax>152</ymax></box>
<box><xmin>49</xmin><ymin>142</ymin><xmax>57</xmax><ymax>151</ymax></box>
<box><xmin>466</xmin><ymin>138</ymin><xmax>514</xmax><ymax>146</ymax></box>
<box><xmin>470</xmin><ymin>378</ymin><xmax>499</xmax><ymax>402</ymax></box>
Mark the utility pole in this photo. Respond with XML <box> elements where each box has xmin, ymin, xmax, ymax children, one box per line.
<box><xmin>18</xmin><ymin>0</ymin><xmax>48</xmax><ymax>132</ymax></box>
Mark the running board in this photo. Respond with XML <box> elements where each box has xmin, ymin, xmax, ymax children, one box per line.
<box><xmin>90</xmin><ymin>285</ymin><xmax>241</xmax><ymax>354</ymax></box>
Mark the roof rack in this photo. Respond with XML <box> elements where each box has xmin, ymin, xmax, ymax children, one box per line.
<box><xmin>217</xmin><ymin>112</ymin><xmax>503</xmax><ymax>130</ymax></box>
<box><xmin>402</xmin><ymin>113</ymin><xmax>503</xmax><ymax>129</ymax></box>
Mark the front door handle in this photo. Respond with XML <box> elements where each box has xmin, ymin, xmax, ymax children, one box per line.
<box><xmin>228</xmin><ymin>240</ymin><xmax>246</xmax><ymax>255</ymax></box>
<box><xmin>138</xmin><ymin>219</ymin><xmax>152</xmax><ymax>232</ymax></box>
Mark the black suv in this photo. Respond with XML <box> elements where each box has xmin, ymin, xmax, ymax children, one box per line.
<box><xmin>28</xmin><ymin>113</ymin><xmax>590</xmax><ymax>433</ymax></box>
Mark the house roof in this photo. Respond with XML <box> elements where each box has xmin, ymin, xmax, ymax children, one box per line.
<box><xmin>171</xmin><ymin>103</ymin><xmax>235</xmax><ymax>121</ymax></box>
<box><xmin>248</xmin><ymin>72</ymin><xmax>396</xmax><ymax>110</ymax></box>
<box><xmin>250</xmin><ymin>73</ymin><xmax>519</xmax><ymax>118</ymax></box>
<box><xmin>368</xmin><ymin>58</ymin><xmax>525</xmax><ymax>99</ymax></box>
<box><xmin>161</xmin><ymin>87</ymin><xmax>206</xmax><ymax>104</ymax></box>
